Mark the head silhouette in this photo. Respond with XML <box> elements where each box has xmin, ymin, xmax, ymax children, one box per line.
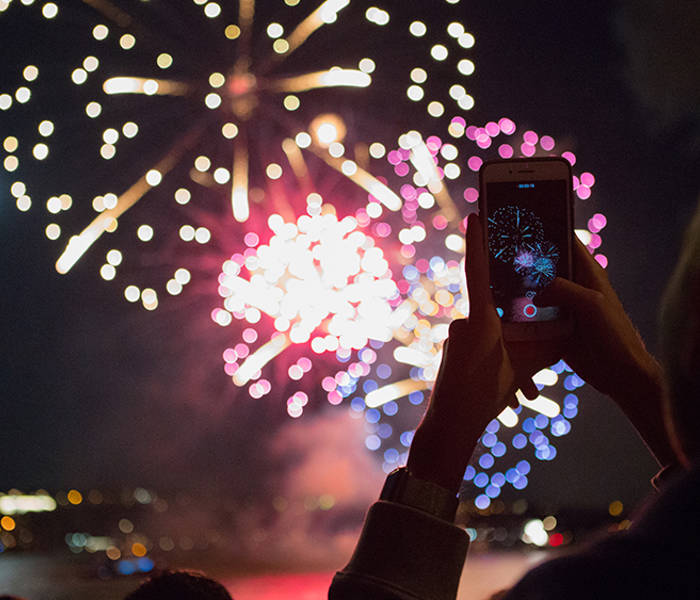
<box><xmin>124</xmin><ymin>570</ymin><xmax>232</xmax><ymax>600</ymax></box>
<box><xmin>659</xmin><ymin>197</ymin><xmax>700</xmax><ymax>464</ymax></box>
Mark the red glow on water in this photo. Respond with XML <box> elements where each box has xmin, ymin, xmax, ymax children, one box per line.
<box><xmin>226</xmin><ymin>572</ymin><xmax>335</xmax><ymax>600</ymax></box>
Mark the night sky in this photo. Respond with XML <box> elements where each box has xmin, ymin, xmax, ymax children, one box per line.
<box><xmin>1</xmin><ymin>0</ymin><xmax>699</xmax><ymax>512</ymax></box>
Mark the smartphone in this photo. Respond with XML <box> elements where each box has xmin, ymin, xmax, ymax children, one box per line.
<box><xmin>478</xmin><ymin>157</ymin><xmax>574</xmax><ymax>341</ymax></box>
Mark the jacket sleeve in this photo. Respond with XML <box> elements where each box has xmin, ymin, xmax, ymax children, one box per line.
<box><xmin>329</xmin><ymin>500</ymin><xmax>470</xmax><ymax>600</ymax></box>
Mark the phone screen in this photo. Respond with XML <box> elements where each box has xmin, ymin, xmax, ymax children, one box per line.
<box><xmin>485</xmin><ymin>180</ymin><xmax>570</xmax><ymax>323</ymax></box>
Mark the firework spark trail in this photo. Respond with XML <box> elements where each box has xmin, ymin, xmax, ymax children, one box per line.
<box><xmin>4</xmin><ymin>0</ymin><xmax>382</xmax><ymax>278</ymax></box>
<box><xmin>1</xmin><ymin>0</ymin><xmax>480</xmax><ymax>299</ymax></box>
<box><xmin>56</xmin><ymin>123</ymin><xmax>204</xmax><ymax>274</ymax></box>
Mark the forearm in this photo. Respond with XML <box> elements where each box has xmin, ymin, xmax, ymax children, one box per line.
<box><xmin>407</xmin><ymin>332</ymin><xmax>516</xmax><ymax>494</ymax></box>
<box><xmin>407</xmin><ymin>415</ymin><xmax>483</xmax><ymax>494</ymax></box>
<box><xmin>406</xmin><ymin>430</ymin><xmax>466</xmax><ymax>494</ymax></box>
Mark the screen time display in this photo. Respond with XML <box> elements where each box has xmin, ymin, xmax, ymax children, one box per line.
<box><xmin>485</xmin><ymin>180</ymin><xmax>570</xmax><ymax>322</ymax></box>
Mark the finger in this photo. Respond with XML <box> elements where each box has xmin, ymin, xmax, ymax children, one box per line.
<box><xmin>507</xmin><ymin>338</ymin><xmax>562</xmax><ymax>369</ymax></box>
<box><xmin>447</xmin><ymin>318</ymin><xmax>470</xmax><ymax>340</ymax></box>
<box><xmin>533</xmin><ymin>276</ymin><xmax>602</xmax><ymax>313</ymax></box>
<box><xmin>432</xmin><ymin>335</ymin><xmax>452</xmax><ymax>391</ymax></box>
<box><xmin>506</xmin><ymin>393</ymin><xmax>519</xmax><ymax>410</ymax></box>
<box><xmin>465</xmin><ymin>213</ymin><xmax>492</xmax><ymax>314</ymax></box>
<box><xmin>518</xmin><ymin>377</ymin><xmax>539</xmax><ymax>400</ymax></box>
<box><xmin>572</xmin><ymin>237</ymin><xmax>613</xmax><ymax>294</ymax></box>
<box><xmin>572</xmin><ymin>238</ymin><xmax>597</xmax><ymax>284</ymax></box>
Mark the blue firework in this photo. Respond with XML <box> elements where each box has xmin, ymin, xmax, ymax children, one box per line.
<box><xmin>488</xmin><ymin>206</ymin><xmax>544</xmax><ymax>263</ymax></box>
<box><xmin>514</xmin><ymin>241</ymin><xmax>560</xmax><ymax>287</ymax></box>
<box><xmin>513</xmin><ymin>248</ymin><xmax>536</xmax><ymax>270</ymax></box>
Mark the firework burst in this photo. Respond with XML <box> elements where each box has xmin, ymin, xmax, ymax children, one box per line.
<box><xmin>3</xmin><ymin>1</ymin><xmax>611</xmax><ymax>507</ymax></box>
<box><xmin>1</xmin><ymin>0</ymin><xmax>474</xmax><ymax>307</ymax></box>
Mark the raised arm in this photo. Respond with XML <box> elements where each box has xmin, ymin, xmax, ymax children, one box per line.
<box><xmin>330</xmin><ymin>214</ymin><xmax>676</xmax><ymax>600</ymax></box>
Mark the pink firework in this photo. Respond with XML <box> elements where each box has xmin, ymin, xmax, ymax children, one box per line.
<box><xmin>213</xmin><ymin>200</ymin><xmax>399</xmax><ymax>416</ymax></box>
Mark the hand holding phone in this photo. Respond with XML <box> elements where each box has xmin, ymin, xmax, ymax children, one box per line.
<box><xmin>478</xmin><ymin>157</ymin><xmax>574</xmax><ymax>341</ymax></box>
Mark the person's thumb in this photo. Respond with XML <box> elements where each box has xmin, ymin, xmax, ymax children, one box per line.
<box><xmin>534</xmin><ymin>277</ymin><xmax>598</xmax><ymax>312</ymax></box>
